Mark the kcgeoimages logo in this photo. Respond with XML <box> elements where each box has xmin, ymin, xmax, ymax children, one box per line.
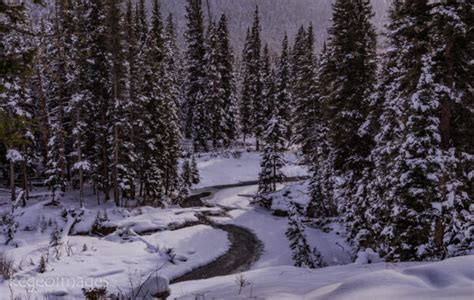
<box><xmin>11</xmin><ymin>276</ymin><xmax>109</xmax><ymax>289</ymax></box>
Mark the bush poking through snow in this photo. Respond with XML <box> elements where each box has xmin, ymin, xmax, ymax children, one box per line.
<box><xmin>1</xmin><ymin>214</ymin><xmax>17</xmax><ymax>245</ymax></box>
<box><xmin>82</xmin><ymin>286</ymin><xmax>108</xmax><ymax>300</ymax></box>
<box><xmin>0</xmin><ymin>253</ymin><xmax>16</xmax><ymax>280</ymax></box>
<box><xmin>235</xmin><ymin>273</ymin><xmax>251</xmax><ymax>295</ymax></box>
<box><xmin>38</xmin><ymin>255</ymin><xmax>47</xmax><ymax>273</ymax></box>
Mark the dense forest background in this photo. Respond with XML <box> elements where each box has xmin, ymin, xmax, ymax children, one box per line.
<box><xmin>28</xmin><ymin>0</ymin><xmax>392</xmax><ymax>52</ymax></box>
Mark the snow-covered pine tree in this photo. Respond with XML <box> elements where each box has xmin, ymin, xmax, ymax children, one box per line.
<box><xmin>184</xmin><ymin>0</ymin><xmax>209</xmax><ymax>151</ymax></box>
<box><xmin>216</xmin><ymin>14</ymin><xmax>238</xmax><ymax>147</ymax></box>
<box><xmin>275</xmin><ymin>35</ymin><xmax>292</xmax><ymax>141</ymax></box>
<box><xmin>138</xmin><ymin>0</ymin><xmax>167</xmax><ymax>206</ymax></box>
<box><xmin>44</xmin><ymin>2</ymin><xmax>73</xmax><ymax>203</ymax></box>
<box><xmin>239</xmin><ymin>28</ymin><xmax>254</xmax><ymax>143</ymax></box>
<box><xmin>69</xmin><ymin>0</ymin><xmax>93</xmax><ymax>207</ymax></box>
<box><xmin>256</xmin><ymin>114</ymin><xmax>287</xmax><ymax>207</ymax></box>
<box><xmin>82</xmin><ymin>0</ymin><xmax>112</xmax><ymax>203</ymax></box>
<box><xmin>286</xmin><ymin>201</ymin><xmax>316</xmax><ymax>268</ymax></box>
<box><xmin>205</xmin><ymin>21</ymin><xmax>225</xmax><ymax>149</ymax></box>
<box><xmin>369</xmin><ymin>0</ymin><xmax>468</xmax><ymax>261</ymax></box>
<box><xmin>135</xmin><ymin>0</ymin><xmax>148</xmax><ymax>47</ymax></box>
<box><xmin>315</xmin><ymin>0</ymin><xmax>377</xmax><ymax>238</ymax></box>
<box><xmin>249</xmin><ymin>7</ymin><xmax>264</xmax><ymax>150</ymax></box>
<box><xmin>261</xmin><ymin>44</ymin><xmax>276</xmax><ymax>126</ymax></box>
<box><xmin>292</xmin><ymin>24</ymin><xmax>318</xmax><ymax>159</ymax></box>
<box><xmin>107</xmin><ymin>0</ymin><xmax>137</xmax><ymax>206</ymax></box>
<box><xmin>161</xmin><ymin>13</ymin><xmax>183</xmax><ymax>197</ymax></box>
<box><xmin>0</xmin><ymin>1</ymin><xmax>37</xmax><ymax>202</ymax></box>
<box><xmin>240</xmin><ymin>7</ymin><xmax>264</xmax><ymax>148</ymax></box>
<box><xmin>427</xmin><ymin>0</ymin><xmax>474</xmax><ymax>258</ymax></box>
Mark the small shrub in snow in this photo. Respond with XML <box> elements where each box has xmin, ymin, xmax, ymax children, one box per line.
<box><xmin>1</xmin><ymin>214</ymin><xmax>18</xmax><ymax>245</ymax></box>
<box><xmin>0</xmin><ymin>253</ymin><xmax>16</xmax><ymax>279</ymax></box>
<box><xmin>235</xmin><ymin>273</ymin><xmax>250</xmax><ymax>295</ymax></box>
<box><xmin>82</xmin><ymin>244</ymin><xmax>88</xmax><ymax>252</ymax></box>
<box><xmin>82</xmin><ymin>286</ymin><xmax>108</xmax><ymax>300</ymax></box>
<box><xmin>38</xmin><ymin>255</ymin><xmax>47</xmax><ymax>273</ymax></box>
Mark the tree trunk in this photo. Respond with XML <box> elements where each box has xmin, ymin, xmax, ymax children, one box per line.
<box><xmin>21</xmin><ymin>159</ymin><xmax>28</xmax><ymax>203</ymax></box>
<box><xmin>113</xmin><ymin>125</ymin><xmax>120</xmax><ymax>206</ymax></box>
<box><xmin>10</xmin><ymin>161</ymin><xmax>15</xmax><ymax>202</ymax></box>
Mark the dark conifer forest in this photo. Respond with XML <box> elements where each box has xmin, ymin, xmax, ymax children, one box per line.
<box><xmin>0</xmin><ymin>0</ymin><xmax>472</xmax><ymax>299</ymax></box>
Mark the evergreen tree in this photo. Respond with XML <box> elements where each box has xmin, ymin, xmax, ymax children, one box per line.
<box><xmin>286</xmin><ymin>201</ymin><xmax>316</xmax><ymax>268</ymax></box>
<box><xmin>239</xmin><ymin>28</ymin><xmax>254</xmax><ymax>142</ymax></box>
<box><xmin>184</xmin><ymin>0</ymin><xmax>209</xmax><ymax>151</ymax></box>
<box><xmin>84</xmin><ymin>0</ymin><xmax>112</xmax><ymax>203</ymax></box>
<box><xmin>275</xmin><ymin>35</ymin><xmax>292</xmax><ymax>141</ymax></box>
<box><xmin>427</xmin><ymin>0</ymin><xmax>474</xmax><ymax>258</ymax></box>
<box><xmin>370</xmin><ymin>0</ymin><xmax>473</xmax><ymax>261</ymax></box>
<box><xmin>205</xmin><ymin>21</ymin><xmax>225</xmax><ymax>148</ymax></box>
<box><xmin>0</xmin><ymin>0</ymin><xmax>37</xmax><ymax>202</ymax></box>
<box><xmin>261</xmin><ymin>45</ymin><xmax>276</xmax><ymax>125</ymax></box>
<box><xmin>161</xmin><ymin>13</ymin><xmax>183</xmax><ymax>196</ymax></box>
<box><xmin>216</xmin><ymin>14</ymin><xmax>237</xmax><ymax>146</ymax></box>
<box><xmin>107</xmin><ymin>0</ymin><xmax>137</xmax><ymax>206</ymax></box>
<box><xmin>240</xmin><ymin>7</ymin><xmax>263</xmax><ymax>148</ymax></box>
<box><xmin>256</xmin><ymin>113</ymin><xmax>287</xmax><ymax>206</ymax></box>
<box><xmin>138</xmin><ymin>0</ymin><xmax>167</xmax><ymax>206</ymax></box>
<box><xmin>292</xmin><ymin>24</ymin><xmax>318</xmax><ymax>158</ymax></box>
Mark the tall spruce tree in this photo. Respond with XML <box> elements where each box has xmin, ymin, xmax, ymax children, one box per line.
<box><xmin>240</xmin><ymin>7</ymin><xmax>263</xmax><ymax>148</ymax></box>
<box><xmin>184</xmin><ymin>0</ymin><xmax>209</xmax><ymax>151</ymax></box>
<box><xmin>138</xmin><ymin>0</ymin><xmax>167</xmax><ymax>206</ymax></box>
<box><xmin>261</xmin><ymin>45</ymin><xmax>276</xmax><ymax>125</ymax></box>
<box><xmin>161</xmin><ymin>13</ymin><xmax>183</xmax><ymax>197</ymax></box>
<box><xmin>292</xmin><ymin>24</ymin><xmax>318</xmax><ymax>159</ymax></box>
<box><xmin>239</xmin><ymin>28</ymin><xmax>254</xmax><ymax>142</ymax></box>
<box><xmin>275</xmin><ymin>35</ymin><xmax>292</xmax><ymax>141</ymax></box>
<box><xmin>308</xmin><ymin>1</ymin><xmax>378</xmax><ymax>236</ymax></box>
<box><xmin>0</xmin><ymin>0</ymin><xmax>37</xmax><ymax>202</ymax></box>
<box><xmin>216</xmin><ymin>14</ymin><xmax>238</xmax><ymax>146</ymax></box>
<box><xmin>427</xmin><ymin>0</ymin><xmax>474</xmax><ymax>258</ymax></box>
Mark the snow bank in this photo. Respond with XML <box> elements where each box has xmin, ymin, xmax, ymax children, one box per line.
<box><xmin>170</xmin><ymin>255</ymin><xmax>474</xmax><ymax>300</ymax></box>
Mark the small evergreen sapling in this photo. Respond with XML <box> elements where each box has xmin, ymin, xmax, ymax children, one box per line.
<box><xmin>286</xmin><ymin>201</ymin><xmax>317</xmax><ymax>268</ymax></box>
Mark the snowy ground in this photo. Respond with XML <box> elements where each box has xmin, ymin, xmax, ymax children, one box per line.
<box><xmin>170</xmin><ymin>255</ymin><xmax>474</xmax><ymax>300</ymax></box>
<box><xmin>1</xmin><ymin>150</ymin><xmax>472</xmax><ymax>299</ymax></box>
<box><xmin>194</xmin><ymin>150</ymin><xmax>308</xmax><ymax>188</ymax></box>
